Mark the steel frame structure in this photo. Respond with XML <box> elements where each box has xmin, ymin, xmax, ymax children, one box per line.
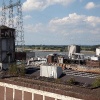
<box><xmin>1</xmin><ymin>0</ymin><xmax>24</xmax><ymax>51</ymax></box>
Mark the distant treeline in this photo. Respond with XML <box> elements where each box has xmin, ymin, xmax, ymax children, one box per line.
<box><xmin>17</xmin><ymin>45</ymin><xmax>100</xmax><ymax>52</ymax></box>
<box><xmin>81</xmin><ymin>45</ymin><xmax>100</xmax><ymax>51</ymax></box>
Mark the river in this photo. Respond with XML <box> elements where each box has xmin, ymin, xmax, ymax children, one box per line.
<box><xmin>33</xmin><ymin>51</ymin><xmax>95</xmax><ymax>57</ymax></box>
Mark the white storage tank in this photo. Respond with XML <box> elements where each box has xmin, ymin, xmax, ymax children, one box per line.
<box><xmin>96</xmin><ymin>48</ymin><xmax>100</xmax><ymax>56</ymax></box>
<box><xmin>68</xmin><ymin>45</ymin><xmax>80</xmax><ymax>58</ymax></box>
<box><xmin>40</xmin><ymin>65</ymin><xmax>62</xmax><ymax>79</ymax></box>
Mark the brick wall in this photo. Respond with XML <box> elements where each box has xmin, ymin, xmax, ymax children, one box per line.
<box><xmin>34</xmin><ymin>94</ymin><xmax>43</xmax><ymax>100</ymax></box>
<box><xmin>24</xmin><ymin>91</ymin><xmax>32</xmax><ymax>100</ymax></box>
<box><xmin>45</xmin><ymin>96</ymin><xmax>55</xmax><ymax>100</ymax></box>
<box><xmin>0</xmin><ymin>86</ymin><xmax>4</xmax><ymax>100</ymax></box>
<box><xmin>15</xmin><ymin>90</ymin><xmax>22</xmax><ymax>100</ymax></box>
<box><xmin>6</xmin><ymin>87</ymin><xmax>13</xmax><ymax>100</ymax></box>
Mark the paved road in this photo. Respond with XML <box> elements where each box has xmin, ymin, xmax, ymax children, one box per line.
<box><xmin>63</xmin><ymin>69</ymin><xmax>100</xmax><ymax>79</ymax></box>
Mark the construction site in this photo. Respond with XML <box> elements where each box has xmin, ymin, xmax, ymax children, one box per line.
<box><xmin>0</xmin><ymin>0</ymin><xmax>100</xmax><ymax>100</ymax></box>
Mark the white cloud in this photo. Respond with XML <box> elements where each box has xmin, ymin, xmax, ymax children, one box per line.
<box><xmin>24</xmin><ymin>23</ymin><xmax>44</xmax><ymax>33</ymax></box>
<box><xmin>50</xmin><ymin>13</ymin><xmax>100</xmax><ymax>25</ymax></box>
<box><xmin>85</xmin><ymin>2</ymin><xmax>96</xmax><ymax>9</ymax></box>
<box><xmin>85</xmin><ymin>16</ymin><xmax>100</xmax><ymax>26</ymax></box>
<box><xmin>0</xmin><ymin>7</ymin><xmax>2</xmax><ymax>12</ymax></box>
<box><xmin>23</xmin><ymin>15</ymin><xmax>32</xmax><ymax>20</ymax></box>
<box><xmin>49</xmin><ymin>13</ymin><xmax>85</xmax><ymax>25</ymax></box>
<box><xmin>25</xmin><ymin>13</ymin><xmax>100</xmax><ymax>35</ymax></box>
<box><xmin>49</xmin><ymin>13</ymin><xmax>100</xmax><ymax>44</ymax></box>
<box><xmin>50</xmin><ymin>13</ymin><xmax>100</xmax><ymax>31</ymax></box>
<box><xmin>24</xmin><ymin>13</ymin><xmax>100</xmax><ymax>45</ymax></box>
<box><xmin>22</xmin><ymin>0</ymin><xmax>75</xmax><ymax>11</ymax></box>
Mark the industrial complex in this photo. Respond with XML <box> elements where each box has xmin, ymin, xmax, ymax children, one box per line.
<box><xmin>0</xmin><ymin>25</ymin><xmax>100</xmax><ymax>100</ymax></box>
<box><xmin>0</xmin><ymin>0</ymin><xmax>100</xmax><ymax>100</ymax></box>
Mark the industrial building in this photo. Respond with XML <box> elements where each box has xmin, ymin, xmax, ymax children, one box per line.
<box><xmin>0</xmin><ymin>0</ymin><xmax>99</xmax><ymax>99</ymax></box>
<box><xmin>86</xmin><ymin>47</ymin><xmax>100</xmax><ymax>67</ymax></box>
<box><xmin>0</xmin><ymin>25</ymin><xmax>15</xmax><ymax>70</ymax></box>
<box><xmin>47</xmin><ymin>53</ymin><xmax>58</xmax><ymax>63</ymax></box>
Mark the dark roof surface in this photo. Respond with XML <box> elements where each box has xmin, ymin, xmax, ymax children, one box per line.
<box><xmin>0</xmin><ymin>25</ymin><xmax>15</xmax><ymax>30</ymax></box>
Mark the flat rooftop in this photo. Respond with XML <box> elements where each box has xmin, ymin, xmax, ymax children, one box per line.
<box><xmin>0</xmin><ymin>66</ymin><xmax>100</xmax><ymax>100</ymax></box>
<box><xmin>25</xmin><ymin>66</ymin><xmax>98</xmax><ymax>84</ymax></box>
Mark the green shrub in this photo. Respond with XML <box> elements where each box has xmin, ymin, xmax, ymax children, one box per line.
<box><xmin>67</xmin><ymin>77</ymin><xmax>76</xmax><ymax>85</ymax></box>
<box><xmin>55</xmin><ymin>79</ymin><xmax>61</xmax><ymax>83</ymax></box>
<box><xmin>18</xmin><ymin>64</ymin><xmax>25</xmax><ymax>76</ymax></box>
<box><xmin>8</xmin><ymin>61</ymin><xmax>25</xmax><ymax>76</ymax></box>
<box><xmin>8</xmin><ymin>63</ymin><xmax>18</xmax><ymax>76</ymax></box>
<box><xmin>92</xmin><ymin>77</ymin><xmax>100</xmax><ymax>88</ymax></box>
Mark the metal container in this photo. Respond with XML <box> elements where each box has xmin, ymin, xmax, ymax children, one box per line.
<box><xmin>40</xmin><ymin>65</ymin><xmax>62</xmax><ymax>78</ymax></box>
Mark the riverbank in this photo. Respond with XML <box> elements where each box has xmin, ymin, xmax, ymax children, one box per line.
<box><xmin>32</xmin><ymin>49</ymin><xmax>60</xmax><ymax>52</ymax></box>
<box><xmin>81</xmin><ymin>50</ymin><xmax>95</xmax><ymax>55</ymax></box>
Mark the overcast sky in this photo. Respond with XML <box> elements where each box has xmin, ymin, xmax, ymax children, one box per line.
<box><xmin>0</xmin><ymin>0</ymin><xmax>100</xmax><ymax>45</ymax></box>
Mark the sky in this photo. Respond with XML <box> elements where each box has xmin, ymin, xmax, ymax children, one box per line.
<box><xmin>0</xmin><ymin>0</ymin><xmax>100</xmax><ymax>45</ymax></box>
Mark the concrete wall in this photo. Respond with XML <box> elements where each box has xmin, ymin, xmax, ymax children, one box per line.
<box><xmin>0</xmin><ymin>82</ymin><xmax>81</xmax><ymax>100</ymax></box>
